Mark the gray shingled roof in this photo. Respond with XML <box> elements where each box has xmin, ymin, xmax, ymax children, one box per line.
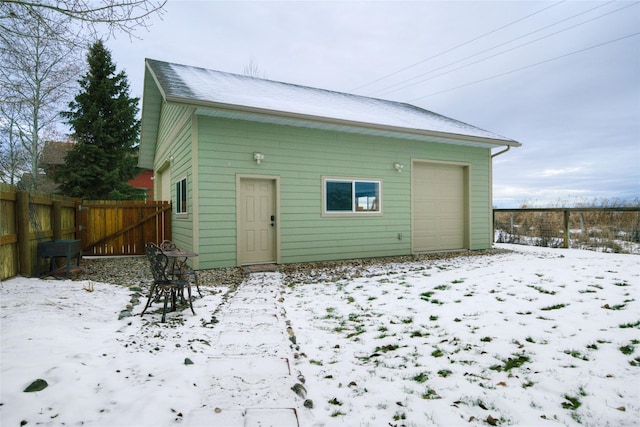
<box><xmin>144</xmin><ymin>58</ymin><xmax>520</xmax><ymax>147</ymax></box>
<box><xmin>39</xmin><ymin>141</ymin><xmax>74</xmax><ymax>166</ymax></box>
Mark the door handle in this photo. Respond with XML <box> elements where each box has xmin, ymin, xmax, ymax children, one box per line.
<box><xmin>271</xmin><ymin>215</ymin><xmax>275</xmax><ymax>227</ymax></box>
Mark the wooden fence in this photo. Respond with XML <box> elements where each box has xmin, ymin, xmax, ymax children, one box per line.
<box><xmin>1</xmin><ymin>183</ymin><xmax>78</xmax><ymax>279</ymax></box>
<box><xmin>78</xmin><ymin>200</ymin><xmax>171</xmax><ymax>256</ymax></box>
<box><xmin>1</xmin><ymin>183</ymin><xmax>171</xmax><ymax>280</ymax></box>
<box><xmin>493</xmin><ymin>207</ymin><xmax>640</xmax><ymax>252</ymax></box>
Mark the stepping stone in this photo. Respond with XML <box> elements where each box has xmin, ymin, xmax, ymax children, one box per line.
<box><xmin>243</xmin><ymin>264</ymin><xmax>279</xmax><ymax>273</ymax></box>
<box><xmin>215</xmin><ymin>331</ymin><xmax>287</xmax><ymax>356</ymax></box>
<box><xmin>206</xmin><ymin>357</ymin><xmax>291</xmax><ymax>379</ymax></box>
<box><xmin>187</xmin><ymin>408</ymin><xmax>298</xmax><ymax>427</ymax></box>
<box><xmin>186</xmin><ymin>408</ymin><xmax>244</xmax><ymax>427</ymax></box>
<box><xmin>245</xmin><ymin>408</ymin><xmax>299</xmax><ymax>426</ymax></box>
<box><xmin>219</xmin><ymin>313</ymin><xmax>280</xmax><ymax>331</ymax></box>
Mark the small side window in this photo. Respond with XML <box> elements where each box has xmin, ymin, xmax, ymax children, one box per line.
<box><xmin>324</xmin><ymin>178</ymin><xmax>381</xmax><ymax>215</ymax></box>
<box><xmin>175</xmin><ymin>177</ymin><xmax>187</xmax><ymax>214</ymax></box>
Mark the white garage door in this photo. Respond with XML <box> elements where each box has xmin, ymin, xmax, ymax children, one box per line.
<box><xmin>412</xmin><ymin>162</ymin><xmax>467</xmax><ymax>252</ymax></box>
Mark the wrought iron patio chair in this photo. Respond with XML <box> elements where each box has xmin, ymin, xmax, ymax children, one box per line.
<box><xmin>141</xmin><ymin>242</ymin><xmax>195</xmax><ymax>322</ymax></box>
<box><xmin>159</xmin><ymin>240</ymin><xmax>202</xmax><ymax>297</ymax></box>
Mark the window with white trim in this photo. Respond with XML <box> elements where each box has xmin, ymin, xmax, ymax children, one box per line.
<box><xmin>175</xmin><ymin>177</ymin><xmax>187</xmax><ymax>214</ymax></box>
<box><xmin>324</xmin><ymin>178</ymin><xmax>381</xmax><ymax>214</ymax></box>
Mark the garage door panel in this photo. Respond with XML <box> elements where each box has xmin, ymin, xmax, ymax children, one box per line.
<box><xmin>412</xmin><ymin>162</ymin><xmax>466</xmax><ymax>252</ymax></box>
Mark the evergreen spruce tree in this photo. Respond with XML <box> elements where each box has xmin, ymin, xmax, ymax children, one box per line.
<box><xmin>56</xmin><ymin>40</ymin><xmax>144</xmax><ymax>200</ymax></box>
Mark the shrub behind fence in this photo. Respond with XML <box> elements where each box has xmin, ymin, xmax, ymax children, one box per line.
<box><xmin>494</xmin><ymin>207</ymin><xmax>640</xmax><ymax>254</ymax></box>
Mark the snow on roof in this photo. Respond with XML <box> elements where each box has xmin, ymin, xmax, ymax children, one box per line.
<box><xmin>146</xmin><ymin>59</ymin><xmax>518</xmax><ymax>144</ymax></box>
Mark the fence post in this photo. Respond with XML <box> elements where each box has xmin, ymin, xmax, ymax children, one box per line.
<box><xmin>53</xmin><ymin>201</ymin><xmax>63</xmax><ymax>240</ymax></box>
<box><xmin>16</xmin><ymin>190</ymin><xmax>33</xmax><ymax>276</ymax></box>
<box><xmin>563</xmin><ymin>210</ymin><xmax>570</xmax><ymax>249</ymax></box>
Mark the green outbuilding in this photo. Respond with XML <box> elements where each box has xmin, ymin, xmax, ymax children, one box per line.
<box><xmin>139</xmin><ymin>59</ymin><xmax>521</xmax><ymax>269</ymax></box>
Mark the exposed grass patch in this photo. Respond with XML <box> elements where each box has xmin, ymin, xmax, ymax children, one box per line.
<box><xmin>522</xmin><ymin>379</ymin><xmax>535</xmax><ymax>388</ymax></box>
<box><xmin>614</xmin><ymin>282</ymin><xmax>629</xmax><ymax>287</ymax></box>
<box><xmin>565</xmin><ymin>350</ymin><xmax>589</xmax><ymax>361</ymax></box>
<box><xmin>480</xmin><ymin>336</ymin><xmax>492</xmax><ymax>342</ymax></box>
<box><xmin>309</xmin><ymin>359</ymin><xmax>323</xmax><ymax>366</ymax></box>
<box><xmin>563</xmin><ymin>394</ymin><xmax>583</xmax><ymax>424</ymax></box>
<box><xmin>411</xmin><ymin>372</ymin><xmax>429</xmax><ymax>383</ymax></box>
<box><xmin>393</xmin><ymin>411</ymin><xmax>406</xmax><ymax>421</ymax></box>
<box><xmin>434</xmin><ymin>284</ymin><xmax>449</xmax><ymax>290</ymax></box>
<box><xmin>528</xmin><ymin>285</ymin><xmax>556</xmax><ymax>295</ymax></box>
<box><xmin>489</xmin><ymin>354</ymin><xmax>531</xmax><ymax>371</ymax></box>
<box><xmin>541</xmin><ymin>303</ymin><xmax>568</xmax><ymax>311</ymax></box>
<box><xmin>431</xmin><ymin>348</ymin><xmax>444</xmax><ymax>358</ymax></box>
<box><xmin>437</xmin><ymin>369</ymin><xmax>452</xmax><ymax>377</ymax></box>
<box><xmin>562</xmin><ymin>394</ymin><xmax>582</xmax><ymax>410</ymax></box>
<box><xmin>603</xmin><ymin>303</ymin><xmax>627</xmax><ymax>310</ymax></box>
<box><xmin>420</xmin><ymin>291</ymin><xmax>434</xmax><ymax>301</ymax></box>
<box><xmin>429</xmin><ymin>315</ymin><xmax>439</xmax><ymax>321</ymax></box>
<box><xmin>619</xmin><ymin>320</ymin><xmax>640</xmax><ymax>329</ymax></box>
<box><xmin>422</xmin><ymin>387</ymin><xmax>441</xmax><ymax>399</ymax></box>
<box><xmin>430</xmin><ymin>299</ymin><xmax>444</xmax><ymax>305</ymax></box>
<box><xmin>619</xmin><ymin>344</ymin><xmax>635</xmax><ymax>355</ymax></box>
<box><xmin>512</xmin><ymin>339</ymin><xmax>525</xmax><ymax>348</ymax></box>
<box><xmin>328</xmin><ymin>397</ymin><xmax>343</xmax><ymax>406</ymax></box>
<box><xmin>375</xmin><ymin>344</ymin><xmax>400</xmax><ymax>353</ymax></box>
<box><xmin>346</xmin><ymin>324</ymin><xmax>366</xmax><ymax>339</ymax></box>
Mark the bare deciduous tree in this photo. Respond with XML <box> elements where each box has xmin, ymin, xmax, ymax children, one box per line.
<box><xmin>0</xmin><ymin>0</ymin><xmax>165</xmax><ymax>189</ymax></box>
<box><xmin>0</xmin><ymin>0</ymin><xmax>166</xmax><ymax>43</ymax></box>
<box><xmin>0</xmin><ymin>100</ymin><xmax>29</xmax><ymax>185</ymax></box>
<box><xmin>243</xmin><ymin>57</ymin><xmax>266</xmax><ymax>79</ymax></box>
<box><xmin>0</xmin><ymin>8</ymin><xmax>82</xmax><ymax>190</ymax></box>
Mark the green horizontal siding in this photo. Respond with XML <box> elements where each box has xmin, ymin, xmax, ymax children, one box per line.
<box><xmin>192</xmin><ymin>115</ymin><xmax>491</xmax><ymax>268</ymax></box>
<box><xmin>154</xmin><ymin>104</ymin><xmax>195</xmax><ymax>252</ymax></box>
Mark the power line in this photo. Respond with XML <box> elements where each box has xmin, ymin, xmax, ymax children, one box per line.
<box><xmin>351</xmin><ymin>1</ymin><xmax>566</xmax><ymax>93</ymax></box>
<box><xmin>407</xmin><ymin>31</ymin><xmax>640</xmax><ymax>102</ymax></box>
<box><xmin>369</xmin><ymin>0</ymin><xmax>625</xmax><ymax>97</ymax></box>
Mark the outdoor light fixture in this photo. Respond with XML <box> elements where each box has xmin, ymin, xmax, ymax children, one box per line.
<box><xmin>253</xmin><ymin>152</ymin><xmax>264</xmax><ymax>164</ymax></box>
<box><xmin>393</xmin><ymin>162</ymin><xmax>404</xmax><ymax>173</ymax></box>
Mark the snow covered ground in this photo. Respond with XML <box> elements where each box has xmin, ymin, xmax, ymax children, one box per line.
<box><xmin>1</xmin><ymin>244</ymin><xmax>638</xmax><ymax>426</ymax></box>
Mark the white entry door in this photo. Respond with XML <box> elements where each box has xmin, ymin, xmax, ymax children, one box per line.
<box><xmin>238</xmin><ymin>178</ymin><xmax>276</xmax><ymax>265</ymax></box>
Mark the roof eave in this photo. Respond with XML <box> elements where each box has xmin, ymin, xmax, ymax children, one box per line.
<box><xmin>139</xmin><ymin>61</ymin><xmax>167</xmax><ymax>169</ymax></box>
<box><xmin>165</xmin><ymin>95</ymin><xmax>521</xmax><ymax>148</ymax></box>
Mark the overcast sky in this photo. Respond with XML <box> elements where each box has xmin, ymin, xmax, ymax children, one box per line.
<box><xmin>106</xmin><ymin>0</ymin><xmax>639</xmax><ymax>208</ymax></box>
